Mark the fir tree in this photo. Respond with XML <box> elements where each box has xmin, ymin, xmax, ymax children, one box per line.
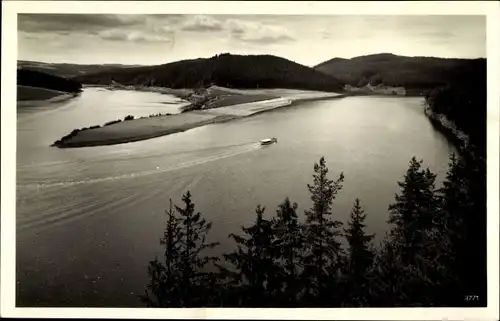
<box><xmin>302</xmin><ymin>156</ymin><xmax>345</xmax><ymax>305</ymax></box>
<box><xmin>271</xmin><ymin>197</ymin><xmax>304</xmax><ymax>306</ymax></box>
<box><xmin>387</xmin><ymin>157</ymin><xmax>439</xmax><ymax>265</ymax></box>
<box><xmin>141</xmin><ymin>199</ymin><xmax>182</xmax><ymax>307</ymax></box>
<box><xmin>343</xmin><ymin>198</ymin><xmax>374</xmax><ymax>305</ymax></box>
<box><xmin>141</xmin><ymin>192</ymin><xmax>219</xmax><ymax>307</ymax></box>
<box><xmin>434</xmin><ymin>151</ymin><xmax>483</xmax><ymax>305</ymax></box>
<box><xmin>221</xmin><ymin>205</ymin><xmax>280</xmax><ymax>307</ymax></box>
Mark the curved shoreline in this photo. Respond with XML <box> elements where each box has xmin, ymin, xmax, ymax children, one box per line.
<box><xmin>52</xmin><ymin>92</ymin><xmax>347</xmax><ymax>148</ymax></box>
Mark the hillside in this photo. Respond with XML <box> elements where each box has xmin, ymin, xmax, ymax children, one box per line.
<box><xmin>73</xmin><ymin>53</ymin><xmax>345</xmax><ymax>92</ymax></box>
<box><xmin>17</xmin><ymin>69</ymin><xmax>83</xmax><ymax>95</ymax></box>
<box><xmin>314</xmin><ymin>53</ymin><xmax>486</xmax><ymax>93</ymax></box>
<box><xmin>18</xmin><ymin>60</ymin><xmax>142</xmax><ymax>79</ymax></box>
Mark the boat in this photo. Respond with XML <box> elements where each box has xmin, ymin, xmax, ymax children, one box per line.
<box><xmin>260</xmin><ymin>137</ymin><xmax>278</xmax><ymax>145</ymax></box>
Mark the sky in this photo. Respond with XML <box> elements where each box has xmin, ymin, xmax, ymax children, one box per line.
<box><xmin>17</xmin><ymin>14</ymin><xmax>486</xmax><ymax>67</ymax></box>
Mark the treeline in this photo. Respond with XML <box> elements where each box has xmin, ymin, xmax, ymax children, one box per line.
<box><xmin>73</xmin><ymin>53</ymin><xmax>345</xmax><ymax>92</ymax></box>
<box><xmin>17</xmin><ymin>69</ymin><xmax>83</xmax><ymax>93</ymax></box>
<box><xmin>423</xmin><ymin>60</ymin><xmax>487</xmax><ymax>309</ymax></box>
<box><xmin>141</xmin><ymin>153</ymin><xmax>486</xmax><ymax>307</ymax></box>
<box><xmin>18</xmin><ymin>60</ymin><xmax>141</xmax><ymax>79</ymax></box>
<box><xmin>314</xmin><ymin>53</ymin><xmax>486</xmax><ymax>93</ymax></box>
<box><xmin>424</xmin><ymin>58</ymin><xmax>486</xmax><ymax>155</ymax></box>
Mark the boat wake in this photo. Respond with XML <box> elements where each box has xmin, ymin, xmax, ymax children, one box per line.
<box><xmin>17</xmin><ymin>142</ymin><xmax>261</xmax><ymax>190</ymax></box>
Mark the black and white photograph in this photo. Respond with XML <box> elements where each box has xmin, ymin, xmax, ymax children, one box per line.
<box><xmin>1</xmin><ymin>1</ymin><xmax>499</xmax><ymax>319</ymax></box>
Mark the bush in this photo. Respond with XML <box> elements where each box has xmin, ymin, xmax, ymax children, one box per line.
<box><xmin>124</xmin><ymin>115</ymin><xmax>135</xmax><ymax>121</ymax></box>
<box><xmin>104</xmin><ymin>119</ymin><xmax>122</xmax><ymax>126</ymax></box>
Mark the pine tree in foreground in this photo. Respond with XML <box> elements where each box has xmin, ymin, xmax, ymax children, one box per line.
<box><xmin>387</xmin><ymin>157</ymin><xmax>438</xmax><ymax>265</ymax></box>
<box><xmin>141</xmin><ymin>192</ymin><xmax>219</xmax><ymax>307</ymax></box>
<box><xmin>271</xmin><ymin>197</ymin><xmax>304</xmax><ymax>306</ymax></box>
<box><xmin>343</xmin><ymin>198</ymin><xmax>374</xmax><ymax>306</ymax></box>
<box><xmin>220</xmin><ymin>205</ymin><xmax>280</xmax><ymax>307</ymax></box>
<box><xmin>377</xmin><ymin>157</ymin><xmax>444</xmax><ymax>306</ymax></box>
<box><xmin>302</xmin><ymin>156</ymin><xmax>345</xmax><ymax>305</ymax></box>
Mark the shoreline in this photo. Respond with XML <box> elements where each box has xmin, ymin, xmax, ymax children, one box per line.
<box><xmin>423</xmin><ymin>104</ymin><xmax>469</xmax><ymax>149</ymax></box>
<box><xmin>52</xmin><ymin>91</ymin><xmax>347</xmax><ymax>148</ymax></box>
<box><xmin>17</xmin><ymin>85</ymin><xmax>81</xmax><ymax>106</ymax></box>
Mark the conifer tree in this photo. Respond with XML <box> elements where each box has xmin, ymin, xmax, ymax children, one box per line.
<box><xmin>433</xmin><ymin>151</ymin><xmax>481</xmax><ymax>305</ymax></box>
<box><xmin>344</xmin><ymin>198</ymin><xmax>374</xmax><ymax>287</ymax></box>
<box><xmin>221</xmin><ymin>205</ymin><xmax>280</xmax><ymax>306</ymax></box>
<box><xmin>271</xmin><ymin>197</ymin><xmax>304</xmax><ymax>306</ymax></box>
<box><xmin>302</xmin><ymin>156</ymin><xmax>345</xmax><ymax>304</ymax></box>
<box><xmin>387</xmin><ymin>157</ymin><xmax>439</xmax><ymax>264</ymax></box>
<box><xmin>141</xmin><ymin>200</ymin><xmax>182</xmax><ymax>307</ymax></box>
<box><xmin>141</xmin><ymin>192</ymin><xmax>219</xmax><ymax>307</ymax></box>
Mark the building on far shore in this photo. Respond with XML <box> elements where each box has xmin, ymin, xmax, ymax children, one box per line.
<box><xmin>344</xmin><ymin>83</ymin><xmax>406</xmax><ymax>96</ymax></box>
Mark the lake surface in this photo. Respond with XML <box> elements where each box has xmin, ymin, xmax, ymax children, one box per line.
<box><xmin>16</xmin><ymin>88</ymin><xmax>455</xmax><ymax>307</ymax></box>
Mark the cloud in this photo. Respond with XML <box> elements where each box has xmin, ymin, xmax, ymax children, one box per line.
<box><xmin>225</xmin><ymin>19</ymin><xmax>295</xmax><ymax>44</ymax></box>
<box><xmin>180</xmin><ymin>15</ymin><xmax>223</xmax><ymax>32</ymax></box>
<box><xmin>99</xmin><ymin>28</ymin><xmax>173</xmax><ymax>43</ymax></box>
<box><xmin>19</xmin><ymin>14</ymin><xmax>181</xmax><ymax>45</ymax></box>
<box><xmin>18</xmin><ymin>14</ymin><xmax>145</xmax><ymax>34</ymax></box>
<box><xmin>18</xmin><ymin>14</ymin><xmax>295</xmax><ymax>46</ymax></box>
<box><xmin>177</xmin><ymin>15</ymin><xmax>295</xmax><ymax>43</ymax></box>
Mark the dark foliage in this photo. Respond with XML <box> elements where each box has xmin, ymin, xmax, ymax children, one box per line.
<box><xmin>124</xmin><ymin>115</ymin><xmax>135</xmax><ymax>121</ymax></box>
<box><xmin>301</xmin><ymin>157</ymin><xmax>345</xmax><ymax>306</ymax></box>
<box><xmin>73</xmin><ymin>53</ymin><xmax>345</xmax><ymax>92</ymax></box>
<box><xmin>315</xmin><ymin>53</ymin><xmax>486</xmax><ymax>94</ymax></box>
<box><xmin>140</xmin><ymin>193</ymin><xmax>219</xmax><ymax>307</ymax></box>
<box><xmin>104</xmin><ymin>119</ymin><xmax>122</xmax><ymax>126</ymax></box>
<box><xmin>424</xmin><ymin>59</ymin><xmax>486</xmax><ymax>155</ymax></box>
<box><xmin>17</xmin><ymin>69</ymin><xmax>83</xmax><ymax>93</ymax></box>
<box><xmin>423</xmin><ymin>56</ymin><xmax>487</xmax><ymax>306</ymax></box>
<box><xmin>18</xmin><ymin>60</ymin><xmax>141</xmax><ymax>78</ymax></box>
<box><xmin>342</xmin><ymin>199</ymin><xmax>374</xmax><ymax>306</ymax></box>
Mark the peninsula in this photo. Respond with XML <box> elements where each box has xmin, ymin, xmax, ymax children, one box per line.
<box><xmin>52</xmin><ymin>86</ymin><xmax>346</xmax><ymax>148</ymax></box>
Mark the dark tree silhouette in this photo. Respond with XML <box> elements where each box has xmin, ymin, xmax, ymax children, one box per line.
<box><xmin>302</xmin><ymin>157</ymin><xmax>345</xmax><ymax>305</ymax></box>
<box><xmin>343</xmin><ymin>198</ymin><xmax>374</xmax><ymax>305</ymax></box>
<box><xmin>141</xmin><ymin>192</ymin><xmax>219</xmax><ymax>307</ymax></box>
<box><xmin>270</xmin><ymin>198</ymin><xmax>304</xmax><ymax>306</ymax></box>
<box><xmin>387</xmin><ymin>157</ymin><xmax>439</xmax><ymax>265</ymax></box>
<box><xmin>219</xmin><ymin>205</ymin><xmax>281</xmax><ymax>307</ymax></box>
<box><xmin>17</xmin><ymin>69</ymin><xmax>82</xmax><ymax>93</ymax></box>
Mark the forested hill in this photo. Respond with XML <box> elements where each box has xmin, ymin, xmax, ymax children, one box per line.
<box><xmin>17</xmin><ymin>69</ymin><xmax>83</xmax><ymax>93</ymax></box>
<box><xmin>73</xmin><ymin>53</ymin><xmax>345</xmax><ymax>92</ymax></box>
<box><xmin>314</xmin><ymin>53</ymin><xmax>486</xmax><ymax>91</ymax></box>
<box><xmin>18</xmin><ymin>60</ymin><xmax>142</xmax><ymax>79</ymax></box>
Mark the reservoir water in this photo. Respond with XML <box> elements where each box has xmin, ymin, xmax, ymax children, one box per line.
<box><xmin>16</xmin><ymin>87</ymin><xmax>455</xmax><ymax>307</ymax></box>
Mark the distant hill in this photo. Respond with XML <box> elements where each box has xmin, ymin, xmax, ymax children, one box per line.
<box><xmin>314</xmin><ymin>53</ymin><xmax>486</xmax><ymax>92</ymax></box>
<box><xmin>73</xmin><ymin>53</ymin><xmax>345</xmax><ymax>92</ymax></box>
<box><xmin>18</xmin><ymin>60</ymin><xmax>142</xmax><ymax>79</ymax></box>
<box><xmin>17</xmin><ymin>69</ymin><xmax>83</xmax><ymax>95</ymax></box>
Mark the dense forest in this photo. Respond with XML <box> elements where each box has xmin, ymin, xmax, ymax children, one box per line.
<box><xmin>72</xmin><ymin>53</ymin><xmax>345</xmax><ymax>92</ymax></box>
<box><xmin>17</xmin><ymin>69</ymin><xmax>83</xmax><ymax>94</ymax></box>
<box><xmin>18</xmin><ymin>60</ymin><xmax>141</xmax><ymax>79</ymax></box>
<box><xmin>139</xmin><ymin>57</ymin><xmax>487</xmax><ymax>307</ymax></box>
<box><xmin>314</xmin><ymin>53</ymin><xmax>486</xmax><ymax>94</ymax></box>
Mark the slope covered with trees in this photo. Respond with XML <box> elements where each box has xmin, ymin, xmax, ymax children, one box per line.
<box><xmin>73</xmin><ymin>53</ymin><xmax>345</xmax><ymax>92</ymax></box>
<box><xmin>17</xmin><ymin>69</ymin><xmax>83</xmax><ymax>94</ymax></box>
<box><xmin>18</xmin><ymin>60</ymin><xmax>141</xmax><ymax>79</ymax></box>
<box><xmin>314</xmin><ymin>53</ymin><xmax>485</xmax><ymax>94</ymax></box>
